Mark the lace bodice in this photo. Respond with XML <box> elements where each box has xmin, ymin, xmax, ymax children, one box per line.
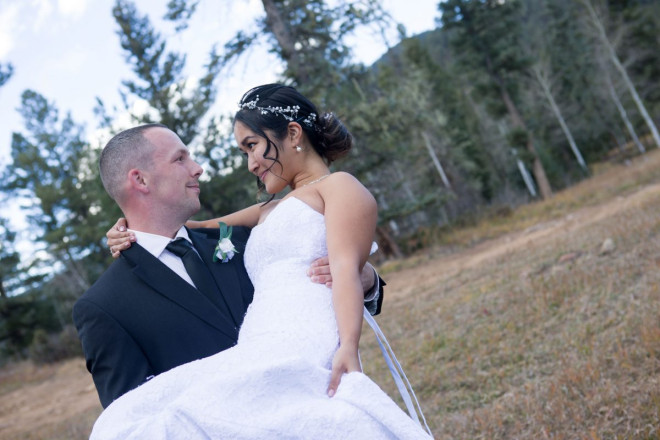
<box><xmin>240</xmin><ymin>197</ymin><xmax>339</xmax><ymax>366</ymax></box>
<box><xmin>245</xmin><ymin>197</ymin><xmax>327</xmax><ymax>288</ymax></box>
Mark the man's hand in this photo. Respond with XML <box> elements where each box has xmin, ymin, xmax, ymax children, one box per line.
<box><xmin>307</xmin><ymin>256</ymin><xmax>333</xmax><ymax>287</ymax></box>
<box><xmin>307</xmin><ymin>257</ymin><xmax>377</xmax><ymax>293</ymax></box>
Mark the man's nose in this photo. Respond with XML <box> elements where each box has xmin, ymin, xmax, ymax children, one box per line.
<box><xmin>192</xmin><ymin>161</ymin><xmax>203</xmax><ymax>177</ymax></box>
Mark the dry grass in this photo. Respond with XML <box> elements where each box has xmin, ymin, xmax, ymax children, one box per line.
<box><xmin>2</xmin><ymin>406</ymin><xmax>101</xmax><ymax>440</ymax></box>
<box><xmin>3</xmin><ymin>150</ymin><xmax>660</xmax><ymax>438</ymax></box>
<box><xmin>0</xmin><ymin>359</ymin><xmax>101</xmax><ymax>439</ymax></box>
<box><xmin>390</xmin><ymin>152</ymin><xmax>660</xmax><ymax>268</ymax></box>
<box><xmin>361</xmin><ymin>150</ymin><xmax>660</xmax><ymax>439</ymax></box>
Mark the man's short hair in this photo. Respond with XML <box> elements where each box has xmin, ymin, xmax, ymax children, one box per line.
<box><xmin>99</xmin><ymin>123</ymin><xmax>167</xmax><ymax>202</ymax></box>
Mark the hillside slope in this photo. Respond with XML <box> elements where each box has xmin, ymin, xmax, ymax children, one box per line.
<box><xmin>1</xmin><ymin>150</ymin><xmax>659</xmax><ymax>439</ymax></box>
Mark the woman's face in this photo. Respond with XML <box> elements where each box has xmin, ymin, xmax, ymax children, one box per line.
<box><xmin>234</xmin><ymin>121</ymin><xmax>289</xmax><ymax>194</ymax></box>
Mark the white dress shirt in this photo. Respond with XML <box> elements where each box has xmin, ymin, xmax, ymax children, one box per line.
<box><xmin>129</xmin><ymin>227</ymin><xmax>197</xmax><ymax>288</ymax></box>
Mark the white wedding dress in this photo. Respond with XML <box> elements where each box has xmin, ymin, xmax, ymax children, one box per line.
<box><xmin>91</xmin><ymin>197</ymin><xmax>432</xmax><ymax>439</ymax></box>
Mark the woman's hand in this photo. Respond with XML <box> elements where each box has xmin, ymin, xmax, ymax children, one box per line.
<box><xmin>106</xmin><ymin>217</ymin><xmax>135</xmax><ymax>258</ymax></box>
<box><xmin>327</xmin><ymin>344</ymin><xmax>361</xmax><ymax>397</ymax></box>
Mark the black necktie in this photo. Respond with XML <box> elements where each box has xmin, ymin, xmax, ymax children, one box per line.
<box><xmin>166</xmin><ymin>238</ymin><xmax>236</xmax><ymax>325</ymax></box>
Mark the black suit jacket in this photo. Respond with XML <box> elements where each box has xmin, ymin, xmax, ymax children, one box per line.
<box><xmin>74</xmin><ymin>226</ymin><xmax>384</xmax><ymax>408</ymax></box>
<box><xmin>73</xmin><ymin>227</ymin><xmax>254</xmax><ymax>408</ymax></box>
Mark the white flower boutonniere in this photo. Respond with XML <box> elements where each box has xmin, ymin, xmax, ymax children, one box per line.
<box><xmin>214</xmin><ymin>222</ymin><xmax>238</xmax><ymax>263</ymax></box>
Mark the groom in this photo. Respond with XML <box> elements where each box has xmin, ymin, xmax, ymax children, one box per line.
<box><xmin>73</xmin><ymin>124</ymin><xmax>384</xmax><ymax>408</ymax></box>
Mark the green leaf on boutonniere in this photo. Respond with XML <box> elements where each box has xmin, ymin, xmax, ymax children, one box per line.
<box><xmin>214</xmin><ymin>222</ymin><xmax>238</xmax><ymax>263</ymax></box>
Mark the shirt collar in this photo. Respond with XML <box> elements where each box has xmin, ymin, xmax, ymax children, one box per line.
<box><xmin>129</xmin><ymin>226</ymin><xmax>191</xmax><ymax>259</ymax></box>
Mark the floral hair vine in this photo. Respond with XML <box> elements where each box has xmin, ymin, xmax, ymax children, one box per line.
<box><xmin>239</xmin><ymin>95</ymin><xmax>317</xmax><ymax>128</ymax></box>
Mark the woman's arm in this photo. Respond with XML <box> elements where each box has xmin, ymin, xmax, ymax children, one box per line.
<box><xmin>320</xmin><ymin>172</ymin><xmax>378</xmax><ymax>397</ymax></box>
<box><xmin>185</xmin><ymin>203</ymin><xmax>262</xmax><ymax>229</ymax></box>
<box><xmin>106</xmin><ymin>204</ymin><xmax>264</xmax><ymax>258</ymax></box>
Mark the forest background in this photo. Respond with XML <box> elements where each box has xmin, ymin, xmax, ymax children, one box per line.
<box><xmin>0</xmin><ymin>0</ymin><xmax>659</xmax><ymax>388</ymax></box>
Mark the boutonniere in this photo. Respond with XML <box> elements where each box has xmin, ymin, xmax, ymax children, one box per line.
<box><xmin>213</xmin><ymin>222</ymin><xmax>238</xmax><ymax>263</ymax></box>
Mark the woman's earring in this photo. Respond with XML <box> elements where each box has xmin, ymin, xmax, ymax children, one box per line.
<box><xmin>295</xmin><ymin>145</ymin><xmax>303</xmax><ymax>152</ymax></box>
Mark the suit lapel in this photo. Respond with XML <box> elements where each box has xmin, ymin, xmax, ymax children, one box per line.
<box><xmin>121</xmin><ymin>244</ymin><xmax>238</xmax><ymax>341</ymax></box>
<box><xmin>188</xmin><ymin>228</ymin><xmax>246</xmax><ymax>327</ymax></box>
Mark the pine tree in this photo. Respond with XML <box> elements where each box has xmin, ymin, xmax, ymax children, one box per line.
<box><xmin>104</xmin><ymin>0</ymin><xmax>254</xmax><ymax>218</ymax></box>
<box><xmin>109</xmin><ymin>0</ymin><xmax>221</xmax><ymax>144</ymax></box>
<box><xmin>579</xmin><ymin>0</ymin><xmax>660</xmax><ymax>148</ymax></box>
<box><xmin>440</xmin><ymin>0</ymin><xmax>553</xmax><ymax>199</ymax></box>
<box><xmin>222</xmin><ymin>0</ymin><xmax>390</xmax><ymax>101</ymax></box>
<box><xmin>0</xmin><ymin>63</ymin><xmax>13</xmax><ymax>87</ymax></box>
<box><xmin>0</xmin><ymin>219</ymin><xmax>20</xmax><ymax>299</ymax></box>
<box><xmin>1</xmin><ymin>91</ymin><xmax>120</xmax><ymax>294</ymax></box>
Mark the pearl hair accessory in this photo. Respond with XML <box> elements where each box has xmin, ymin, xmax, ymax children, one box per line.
<box><xmin>239</xmin><ymin>95</ymin><xmax>317</xmax><ymax>128</ymax></box>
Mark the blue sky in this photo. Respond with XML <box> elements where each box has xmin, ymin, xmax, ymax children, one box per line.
<box><xmin>0</xmin><ymin>0</ymin><xmax>438</xmax><ymax>237</ymax></box>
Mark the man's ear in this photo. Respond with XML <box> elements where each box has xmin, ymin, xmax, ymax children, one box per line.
<box><xmin>128</xmin><ymin>168</ymin><xmax>149</xmax><ymax>194</ymax></box>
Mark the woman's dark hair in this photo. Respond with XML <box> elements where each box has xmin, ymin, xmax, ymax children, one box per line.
<box><xmin>234</xmin><ymin>84</ymin><xmax>352</xmax><ymax>196</ymax></box>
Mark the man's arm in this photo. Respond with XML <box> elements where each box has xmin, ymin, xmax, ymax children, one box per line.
<box><xmin>73</xmin><ymin>299</ymin><xmax>152</xmax><ymax>408</ymax></box>
<box><xmin>363</xmin><ymin>267</ymin><xmax>385</xmax><ymax>316</ymax></box>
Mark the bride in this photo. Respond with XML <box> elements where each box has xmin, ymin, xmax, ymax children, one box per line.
<box><xmin>95</xmin><ymin>84</ymin><xmax>432</xmax><ymax>439</ymax></box>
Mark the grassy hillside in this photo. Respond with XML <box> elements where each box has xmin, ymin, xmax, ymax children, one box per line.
<box><xmin>361</xmin><ymin>150</ymin><xmax>660</xmax><ymax>439</ymax></box>
<box><xmin>2</xmin><ymin>150</ymin><xmax>660</xmax><ymax>439</ymax></box>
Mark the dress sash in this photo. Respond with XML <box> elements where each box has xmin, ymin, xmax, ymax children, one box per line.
<box><xmin>363</xmin><ymin>308</ymin><xmax>433</xmax><ymax>437</ymax></box>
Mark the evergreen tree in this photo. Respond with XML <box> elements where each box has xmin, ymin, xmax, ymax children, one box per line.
<box><xmin>220</xmin><ymin>0</ymin><xmax>391</xmax><ymax>101</ymax></box>
<box><xmin>579</xmin><ymin>0</ymin><xmax>660</xmax><ymax>148</ymax></box>
<box><xmin>1</xmin><ymin>90</ymin><xmax>119</xmax><ymax>294</ymax></box>
<box><xmin>439</xmin><ymin>0</ymin><xmax>553</xmax><ymax>199</ymax></box>
<box><xmin>109</xmin><ymin>0</ymin><xmax>221</xmax><ymax>144</ymax></box>
<box><xmin>0</xmin><ymin>63</ymin><xmax>13</xmax><ymax>87</ymax></box>
<box><xmin>0</xmin><ymin>219</ymin><xmax>20</xmax><ymax>299</ymax></box>
<box><xmin>539</xmin><ymin>0</ymin><xmax>618</xmax><ymax>159</ymax></box>
<box><xmin>607</xmin><ymin>0</ymin><xmax>660</xmax><ymax>121</ymax></box>
<box><xmin>104</xmin><ymin>0</ymin><xmax>254</xmax><ymax>218</ymax></box>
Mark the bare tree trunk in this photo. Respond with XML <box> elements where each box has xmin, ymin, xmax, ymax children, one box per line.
<box><xmin>498</xmin><ymin>80</ymin><xmax>553</xmax><ymax>199</ymax></box>
<box><xmin>532</xmin><ymin>65</ymin><xmax>588</xmax><ymax>171</ymax></box>
<box><xmin>372</xmin><ymin>188</ymin><xmax>401</xmax><ymax>237</ymax></box>
<box><xmin>392</xmin><ymin>164</ymin><xmax>428</xmax><ymax>228</ymax></box>
<box><xmin>261</xmin><ymin>0</ymin><xmax>309</xmax><ymax>83</ymax></box>
<box><xmin>604</xmin><ymin>69</ymin><xmax>646</xmax><ymax>153</ymax></box>
<box><xmin>422</xmin><ymin>132</ymin><xmax>452</xmax><ymax>189</ymax></box>
<box><xmin>375</xmin><ymin>225</ymin><xmax>403</xmax><ymax>259</ymax></box>
<box><xmin>583</xmin><ymin>0</ymin><xmax>660</xmax><ymax>148</ymax></box>
<box><xmin>487</xmin><ymin>55</ymin><xmax>552</xmax><ymax>199</ymax></box>
<box><xmin>516</xmin><ymin>157</ymin><xmax>537</xmax><ymax>197</ymax></box>
<box><xmin>368</xmin><ymin>173</ymin><xmax>403</xmax><ymax>259</ymax></box>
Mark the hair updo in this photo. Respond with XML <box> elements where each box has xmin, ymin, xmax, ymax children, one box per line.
<box><xmin>234</xmin><ymin>84</ymin><xmax>352</xmax><ymax>164</ymax></box>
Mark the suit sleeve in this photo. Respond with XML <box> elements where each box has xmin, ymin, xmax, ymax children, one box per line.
<box><xmin>73</xmin><ymin>298</ymin><xmax>153</xmax><ymax>408</ymax></box>
<box><xmin>364</xmin><ymin>273</ymin><xmax>385</xmax><ymax>316</ymax></box>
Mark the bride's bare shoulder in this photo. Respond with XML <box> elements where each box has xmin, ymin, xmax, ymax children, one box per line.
<box><xmin>321</xmin><ymin>172</ymin><xmax>372</xmax><ymax>200</ymax></box>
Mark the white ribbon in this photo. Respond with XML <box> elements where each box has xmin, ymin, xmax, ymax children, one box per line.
<box><xmin>363</xmin><ymin>308</ymin><xmax>433</xmax><ymax>437</ymax></box>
